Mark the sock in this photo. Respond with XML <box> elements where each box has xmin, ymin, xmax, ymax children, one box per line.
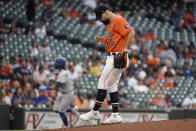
<box><xmin>93</xmin><ymin>89</ymin><xmax>107</xmax><ymax>111</ymax></box>
<box><xmin>59</xmin><ymin>112</ymin><xmax>68</xmax><ymax>126</ymax></box>
<box><xmin>110</xmin><ymin>91</ymin><xmax>119</xmax><ymax>113</ymax></box>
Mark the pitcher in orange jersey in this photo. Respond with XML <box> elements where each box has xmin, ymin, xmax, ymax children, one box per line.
<box><xmin>79</xmin><ymin>5</ymin><xmax>135</xmax><ymax>124</ymax></box>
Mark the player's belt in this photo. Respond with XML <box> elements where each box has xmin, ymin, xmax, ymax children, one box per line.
<box><xmin>108</xmin><ymin>52</ymin><xmax>119</xmax><ymax>56</ymax></box>
<box><xmin>61</xmin><ymin>89</ymin><xmax>74</xmax><ymax>94</ymax></box>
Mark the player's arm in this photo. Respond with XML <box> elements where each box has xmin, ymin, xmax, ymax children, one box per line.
<box><xmin>122</xmin><ymin>30</ymin><xmax>135</xmax><ymax>52</ymax></box>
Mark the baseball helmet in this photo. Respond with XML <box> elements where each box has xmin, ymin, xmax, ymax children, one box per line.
<box><xmin>54</xmin><ymin>58</ymin><xmax>66</xmax><ymax>69</ymax></box>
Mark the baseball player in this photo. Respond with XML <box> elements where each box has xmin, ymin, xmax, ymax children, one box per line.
<box><xmin>79</xmin><ymin>5</ymin><xmax>135</xmax><ymax>124</ymax></box>
<box><xmin>40</xmin><ymin>58</ymin><xmax>78</xmax><ymax>127</ymax></box>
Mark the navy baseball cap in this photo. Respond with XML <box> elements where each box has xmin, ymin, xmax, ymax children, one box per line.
<box><xmin>94</xmin><ymin>4</ymin><xmax>110</xmax><ymax>20</ymax></box>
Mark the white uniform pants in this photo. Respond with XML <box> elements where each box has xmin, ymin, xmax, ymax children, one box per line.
<box><xmin>98</xmin><ymin>54</ymin><xmax>129</xmax><ymax>93</ymax></box>
<box><xmin>53</xmin><ymin>90</ymin><xmax>74</xmax><ymax>112</ymax></box>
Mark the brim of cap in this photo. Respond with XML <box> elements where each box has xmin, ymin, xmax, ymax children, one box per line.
<box><xmin>95</xmin><ymin>12</ymin><xmax>103</xmax><ymax>20</ymax></box>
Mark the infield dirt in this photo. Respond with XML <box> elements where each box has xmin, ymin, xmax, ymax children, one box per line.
<box><xmin>37</xmin><ymin>119</ymin><xmax>196</xmax><ymax>131</ymax></box>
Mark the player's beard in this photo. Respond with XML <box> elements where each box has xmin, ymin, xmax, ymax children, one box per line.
<box><xmin>102</xmin><ymin>19</ymin><xmax>110</xmax><ymax>25</ymax></box>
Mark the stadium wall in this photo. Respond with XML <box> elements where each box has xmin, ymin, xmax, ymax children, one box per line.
<box><xmin>0</xmin><ymin>104</ymin><xmax>196</xmax><ymax>130</ymax></box>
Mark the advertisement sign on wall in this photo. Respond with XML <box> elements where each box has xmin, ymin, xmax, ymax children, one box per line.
<box><xmin>25</xmin><ymin>111</ymin><xmax>168</xmax><ymax>130</ymax></box>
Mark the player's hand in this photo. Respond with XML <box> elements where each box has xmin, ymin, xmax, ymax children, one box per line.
<box><xmin>119</xmin><ymin>48</ymin><xmax>128</xmax><ymax>55</ymax></box>
<box><xmin>94</xmin><ymin>35</ymin><xmax>103</xmax><ymax>43</ymax></box>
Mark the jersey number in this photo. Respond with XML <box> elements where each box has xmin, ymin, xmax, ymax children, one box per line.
<box><xmin>106</xmin><ymin>38</ymin><xmax>115</xmax><ymax>46</ymax></box>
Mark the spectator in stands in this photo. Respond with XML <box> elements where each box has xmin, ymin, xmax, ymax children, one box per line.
<box><xmin>36</xmin><ymin>90</ymin><xmax>52</xmax><ymax>108</ymax></box>
<box><xmin>176</xmin><ymin>62</ymin><xmax>192</xmax><ymax>77</ymax></box>
<box><xmin>89</xmin><ymin>60</ymin><xmax>100</xmax><ymax>76</ymax></box>
<box><xmin>184</xmin><ymin>47</ymin><xmax>192</xmax><ymax>60</ymax></box>
<box><xmin>61</xmin><ymin>6</ymin><xmax>80</xmax><ymax>18</ymax></box>
<box><xmin>0</xmin><ymin>56</ymin><xmax>11</xmax><ymax>79</ymax></box>
<box><xmin>26</xmin><ymin>56</ymin><xmax>33</xmax><ymax>73</ymax></box>
<box><xmin>61</xmin><ymin>6</ymin><xmax>69</xmax><ymax>17</ymax></box>
<box><xmin>169</xmin><ymin>5</ymin><xmax>178</xmax><ymax>26</ymax></box>
<box><xmin>142</xmin><ymin>29</ymin><xmax>156</xmax><ymax>42</ymax></box>
<box><xmin>182</xmin><ymin>91</ymin><xmax>196</xmax><ymax>108</ymax></box>
<box><xmin>174</xmin><ymin>20</ymin><xmax>183</xmax><ymax>32</ymax></box>
<box><xmin>154</xmin><ymin>67</ymin><xmax>165</xmax><ymax>80</ymax></box>
<box><xmin>73</xmin><ymin>59</ymin><xmax>83</xmax><ymax>78</ymax></box>
<box><xmin>145</xmin><ymin>52</ymin><xmax>160</xmax><ymax>67</ymax></box>
<box><xmin>72</xmin><ymin>93</ymin><xmax>89</xmax><ymax>109</ymax></box>
<box><xmin>29</xmin><ymin>89</ymin><xmax>37</xmax><ymax>107</ymax></box>
<box><xmin>10</xmin><ymin>80</ymin><xmax>21</xmax><ymax>94</ymax></box>
<box><xmin>9</xmin><ymin>57</ymin><xmax>19</xmax><ymax>71</ymax></box>
<box><xmin>126</xmin><ymin>58</ymin><xmax>137</xmax><ymax>77</ymax></box>
<box><xmin>24</xmin><ymin>97</ymin><xmax>33</xmax><ymax>109</ymax></box>
<box><xmin>149</xmin><ymin>91</ymin><xmax>168</xmax><ymax>107</ymax></box>
<box><xmin>161</xmin><ymin>60</ymin><xmax>176</xmax><ymax>77</ymax></box>
<box><xmin>30</xmin><ymin>41</ymin><xmax>39</xmax><ymax>57</ymax></box>
<box><xmin>161</xmin><ymin>61</ymin><xmax>176</xmax><ymax>88</ymax></box>
<box><xmin>127</xmin><ymin>71</ymin><xmax>148</xmax><ymax>92</ymax></box>
<box><xmin>137</xmin><ymin>67</ymin><xmax>147</xmax><ymax>80</ymax></box>
<box><xmin>31</xmin><ymin>58</ymin><xmax>39</xmax><ymax>72</ymax></box>
<box><xmin>162</xmin><ymin>77</ymin><xmax>175</xmax><ymax>88</ymax></box>
<box><xmin>68</xmin><ymin>9</ymin><xmax>80</xmax><ymax>18</ymax></box>
<box><xmin>139</xmin><ymin>44</ymin><xmax>149</xmax><ymax>61</ymax></box>
<box><xmin>119</xmin><ymin>96</ymin><xmax>131</xmax><ymax>108</ymax></box>
<box><xmin>41</xmin><ymin>0</ymin><xmax>50</xmax><ymax>6</ymax></box>
<box><xmin>0</xmin><ymin>19</ymin><xmax>10</xmax><ymax>34</ymax></box>
<box><xmin>97</xmin><ymin>58</ymin><xmax>105</xmax><ymax>76</ymax></box>
<box><xmin>159</xmin><ymin>42</ymin><xmax>177</xmax><ymax>62</ymax></box>
<box><xmin>176</xmin><ymin>41</ymin><xmax>185</xmax><ymax>58</ymax></box>
<box><xmin>40</xmin><ymin>40</ymin><xmax>52</xmax><ymax>56</ymax></box>
<box><xmin>0</xmin><ymin>86</ymin><xmax>11</xmax><ymax>105</ymax></box>
<box><xmin>80</xmin><ymin>13</ymin><xmax>89</xmax><ymax>24</ymax></box>
<box><xmin>183</xmin><ymin>7</ymin><xmax>195</xmax><ymax>31</ymax></box>
<box><xmin>34</xmin><ymin>21</ymin><xmax>46</xmax><ymax>39</ymax></box>
<box><xmin>87</xmin><ymin>11</ymin><xmax>96</xmax><ymax>24</ymax></box>
<box><xmin>42</xmin><ymin>4</ymin><xmax>55</xmax><ymax>22</ymax></box>
<box><xmin>118</xmin><ymin>80</ymin><xmax>131</xmax><ymax>107</ymax></box>
<box><xmin>135</xmin><ymin>30</ymin><xmax>143</xmax><ymax>41</ymax></box>
<box><xmin>33</xmin><ymin>65</ymin><xmax>47</xmax><ymax>86</ymax></box>
<box><xmin>81</xmin><ymin>59</ymin><xmax>89</xmax><ymax>74</ymax></box>
<box><xmin>166</xmin><ymin>94</ymin><xmax>176</xmax><ymax>107</ymax></box>
<box><xmin>189</xmin><ymin>41</ymin><xmax>196</xmax><ymax>59</ymax></box>
<box><xmin>68</xmin><ymin>65</ymin><xmax>79</xmax><ymax>82</ymax></box>
<box><xmin>12</xmin><ymin>87</ymin><xmax>24</xmax><ymax>107</ymax></box>
<box><xmin>43</xmin><ymin>63</ymin><xmax>55</xmax><ymax>82</ymax></box>
<box><xmin>13</xmin><ymin>60</ymin><xmax>31</xmax><ymax>85</ymax></box>
<box><xmin>23</xmin><ymin>83</ymin><xmax>34</xmax><ymax>109</ymax></box>
<box><xmin>156</xmin><ymin>40</ymin><xmax>165</xmax><ymax>52</ymax></box>
<box><xmin>89</xmin><ymin>49</ymin><xmax>100</xmax><ymax>62</ymax></box>
<box><xmin>26</xmin><ymin>25</ymin><xmax>34</xmax><ymax>35</ymax></box>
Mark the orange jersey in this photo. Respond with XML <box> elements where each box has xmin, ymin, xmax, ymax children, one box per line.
<box><xmin>103</xmin><ymin>14</ymin><xmax>133</xmax><ymax>52</ymax></box>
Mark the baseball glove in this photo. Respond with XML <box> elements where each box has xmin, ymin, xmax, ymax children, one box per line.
<box><xmin>114</xmin><ymin>52</ymin><xmax>127</xmax><ymax>69</ymax></box>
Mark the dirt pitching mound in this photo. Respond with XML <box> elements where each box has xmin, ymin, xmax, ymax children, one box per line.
<box><xmin>37</xmin><ymin>119</ymin><xmax>196</xmax><ymax>131</ymax></box>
